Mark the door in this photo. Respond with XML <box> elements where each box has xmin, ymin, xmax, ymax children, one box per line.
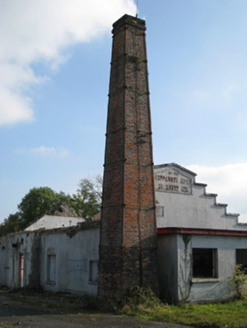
<box><xmin>19</xmin><ymin>254</ymin><xmax>24</xmax><ymax>287</ymax></box>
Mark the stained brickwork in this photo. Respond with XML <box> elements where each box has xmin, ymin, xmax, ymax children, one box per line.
<box><xmin>98</xmin><ymin>15</ymin><xmax>159</xmax><ymax>298</ymax></box>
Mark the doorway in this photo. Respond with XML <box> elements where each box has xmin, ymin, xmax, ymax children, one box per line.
<box><xmin>19</xmin><ymin>254</ymin><xmax>24</xmax><ymax>287</ymax></box>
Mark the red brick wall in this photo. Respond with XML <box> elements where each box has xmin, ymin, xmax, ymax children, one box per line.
<box><xmin>98</xmin><ymin>15</ymin><xmax>158</xmax><ymax>298</ymax></box>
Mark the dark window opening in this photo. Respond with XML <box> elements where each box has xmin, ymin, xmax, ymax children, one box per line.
<box><xmin>89</xmin><ymin>260</ymin><xmax>98</xmax><ymax>283</ymax></box>
<box><xmin>236</xmin><ymin>249</ymin><xmax>247</xmax><ymax>274</ymax></box>
<box><xmin>193</xmin><ymin>248</ymin><xmax>217</xmax><ymax>278</ymax></box>
<box><xmin>47</xmin><ymin>254</ymin><xmax>56</xmax><ymax>284</ymax></box>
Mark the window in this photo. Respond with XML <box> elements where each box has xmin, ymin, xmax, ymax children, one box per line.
<box><xmin>47</xmin><ymin>254</ymin><xmax>56</xmax><ymax>284</ymax></box>
<box><xmin>89</xmin><ymin>260</ymin><xmax>98</xmax><ymax>284</ymax></box>
<box><xmin>156</xmin><ymin>206</ymin><xmax>164</xmax><ymax>217</ymax></box>
<box><xmin>192</xmin><ymin>248</ymin><xmax>217</xmax><ymax>278</ymax></box>
<box><xmin>236</xmin><ymin>249</ymin><xmax>247</xmax><ymax>273</ymax></box>
<box><xmin>19</xmin><ymin>254</ymin><xmax>24</xmax><ymax>288</ymax></box>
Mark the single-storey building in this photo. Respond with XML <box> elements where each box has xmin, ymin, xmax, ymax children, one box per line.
<box><xmin>155</xmin><ymin>163</ymin><xmax>247</xmax><ymax>303</ymax></box>
<box><xmin>0</xmin><ymin>163</ymin><xmax>246</xmax><ymax>303</ymax></box>
<box><xmin>0</xmin><ymin>220</ymin><xmax>99</xmax><ymax>296</ymax></box>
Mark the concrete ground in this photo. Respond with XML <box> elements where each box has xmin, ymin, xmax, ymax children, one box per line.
<box><xmin>0</xmin><ymin>290</ymin><xmax>190</xmax><ymax>328</ymax></box>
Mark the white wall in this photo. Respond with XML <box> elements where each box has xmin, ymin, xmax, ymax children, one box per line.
<box><xmin>158</xmin><ymin>233</ymin><xmax>247</xmax><ymax>303</ymax></box>
<box><xmin>0</xmin><ymin>226</ymin><xmax>100</xmax><ymax>297</ymax></box>
<box><xmin>25</xmin><ymin>215</ymin><xmax>84</xmax><ymax>231</ymax></box>
<box><xmin>156</xmin><ymin>187</ymin><xmax>242</xmax><ymax>231</ymax></box>
<box><xmin>39</xmin><ymin>227</ymin><xmax>100</xmax><ymax>296</ymax></box>
<box><xmin>155</xmin><ymin>164</ymin><xmax>244</xmax><ymax>231</ymax></box>
<box><xmin>0</xmin><ymin>232</ymin><xmax>40</xmax><ymax>289</ymax></box>
<box><xmin>177</xmin><ymin>234</ymin><xmax>247</xmax><ymax>303</ymax></box>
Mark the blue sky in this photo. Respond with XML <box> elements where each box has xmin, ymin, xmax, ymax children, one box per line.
<box><xmin>1</xmin><ymin>0</ymin><xmax>247</xmax><ymax>223</ymax></box>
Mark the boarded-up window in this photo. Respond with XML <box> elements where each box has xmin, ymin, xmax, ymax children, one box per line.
<box><xmin>236</xmin><ymin>249</ymin><xmax>247</xmax><ymax>273</ymax></box>
<box><xmin>156</xmin><ymin>206</ymin><xmax>164</xmax><ymax>217</ymax></box>
<box><xmin>192</xmin><ymin>248</ymin><xmax>217</xmax><ymax>278</ymax></box>
<box><xmin>47</xmin><ymin>254</ymin><xmax>56</xmax><ymax>283</ymax></box>
<box><xmin>89</xmin><ymin>260</ymin><xmax>98</xmax><ymax>283</ymax></box>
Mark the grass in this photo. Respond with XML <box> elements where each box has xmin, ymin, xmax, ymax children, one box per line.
<box><xmin>121</xmin><ymin>299</ymin><xmax>247</xmax><ymax>328</ymax></box>
<box><xmin>115</xmin><ymin>286</ymin><xmax>247</xmax><ymax>327</ymax></box>
<box><xmin>0</xmin><ymin>323</ymin><xmax>16</xmax><ymax>328</ymax></box>
<box><xmin>4</xmin><ymin>288</ymin><xmax>247</xmax><ymax>327</ymax></box>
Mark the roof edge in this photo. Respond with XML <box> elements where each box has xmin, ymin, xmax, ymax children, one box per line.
<box><xmin>154</xmin><ymin>163</ymin><xmax>197</xmax><ymax>176</ymax></box>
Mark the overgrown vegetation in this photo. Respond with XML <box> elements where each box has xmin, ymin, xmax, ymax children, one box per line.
<box><xmin>228</xmin><ymin>264</ymin><xmax>247</xmax><ymax>300</ymax></box>
<box><xmin>117</xmin><ymin>286</ymin><xmax>247</xmax><ymax>328</ymax></box>
<box><xmin>121</xmin><ymin>285</ymin><xmax>161</xmax><ymax>314</ymax></box>
<box><xmin>131</xmin><ymin>300</ymin><xmax>247</xmax><ymax>328</ymax></box>
<box><xmin>94</xmin><ymin>285</ymin><xmax>247</xmax><ymax>327</ymax></box>
<box><xmin>4</xmin><ymin>287</ymin><xmax>247</xmax><ymax>328</ymax></box>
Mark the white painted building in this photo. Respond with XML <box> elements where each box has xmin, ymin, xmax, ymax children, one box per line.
<box><xmin>0</xmin><ymin>163</ymin><xmax>247</xmax><ymax>303</ymax></box>
<box><xmin>155</xmin><ymin>163</ymin><xmax>247</xmax><ymax>303</ymax></box>
<box><xmin>0</xmin><ymin>221</ymin><xmax>99</xmax><ymax>296</ymax></box>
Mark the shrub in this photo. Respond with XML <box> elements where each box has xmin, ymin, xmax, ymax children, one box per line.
<box><xmin>228</xmin><ymin>264</ymin><xmax>247</xmax><ymax>300</ymax></box>
<box><xmin>121</xmin><ymin>285</ymin><xmax>161</xmax><ymax>314</ymax></box>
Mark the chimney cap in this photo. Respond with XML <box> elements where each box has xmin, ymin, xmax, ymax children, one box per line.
<box><xmin>113</xmin><ymin>14</ymin><xmax>146</xmax><ymax>32</ymax></box>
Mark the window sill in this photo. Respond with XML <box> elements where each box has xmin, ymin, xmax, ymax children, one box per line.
<box><xmin>88</xmin><ymin>281</ymin><xmax>98</xmax><ymax>285</ymax></box>
<box><xmin>46</xmin><ymin>281</ymin><xmax>56</xmax><ymax>285</ymax></box>
<box><xmin>192</xmin><ymin>278</ymin><xmax>219</xmax><ymax>283</ymax></box>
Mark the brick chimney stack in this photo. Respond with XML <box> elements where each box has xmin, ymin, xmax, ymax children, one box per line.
<box><xmin>98</xmin><ymin>14</ymin><xmax>158</xmax><ymax>298</ymax></box>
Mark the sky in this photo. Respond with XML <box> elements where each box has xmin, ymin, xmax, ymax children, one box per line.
<box><xmin>1</xmin><ymin>0</ymin><xmax>247</xmax><ymax>223</ymax></box>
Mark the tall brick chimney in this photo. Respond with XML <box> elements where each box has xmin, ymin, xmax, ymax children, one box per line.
<box><xmin>98</xmin><ymin>14</ymin><xmax>158</xmax><ymax>298</ymax></box>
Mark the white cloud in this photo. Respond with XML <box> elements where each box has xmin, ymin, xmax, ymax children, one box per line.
<box><xmin>16</xmin><ymin>146</ymin><xmax>70</xmax><ymax>158</ymax></box>
<box><xmin>31</xmin><ymin>146</ymin><xmax>70</xmax><ymax>158</ymax></box>
<box><xmin>186</xmin><ymin>163</ymin><xmax>247</xmax><ymax>223</ymax></box>
<box><xmin>0</xmin><ymin>86</ymin><xmax>33</xmax><ymax>125</ymax></box>
<box><xmin>0</xmin><ymin>0</ymin><xmax>136</xmax><ymax>126</ymax></box>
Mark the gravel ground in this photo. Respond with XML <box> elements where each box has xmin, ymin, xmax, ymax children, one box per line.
<box><xmin>0</xmin><ymin>290</ymin><xmax>190</xmax><ymax>328</ymax></box>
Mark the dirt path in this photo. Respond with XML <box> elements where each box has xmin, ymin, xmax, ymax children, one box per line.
<box><xmin>0</xmin><ymin>292</ymin><xmax>190</xmax><ymax>328</ymax></box>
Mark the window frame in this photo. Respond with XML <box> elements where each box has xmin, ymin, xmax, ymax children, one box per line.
<box><xmin>156</xmin><ymin>205</ymin><xmax>164</xmax><ymax>218</ymax></box>
<box><xmin>89</xmin><ymin>260</ymin><xmax>98</xmax><ymax>284</ymax></box>
<box><xmin>46</xmin><ymin>253</ymin><xmax>56</xmax><ymax>285</ymax></box>
<box><xmin>236</xmin><ymin>249</ymin><xmax>247</xmax><ymax>274</ymax></box>
<box><xmin>192</xmin><ymin>248</ymin><xmax>218</xmax><ymax>279</ymax></box>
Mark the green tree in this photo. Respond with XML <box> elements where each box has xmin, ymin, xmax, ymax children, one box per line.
<box><xmin>18</xmin><ymin>187</ymin><xmax>62</xmax><ymax>229</ymax></box>
<box><xmin>0</xmin><ymin>175</ymin><xmax>102</xmax><ymax>235</ymax></box>
<box><xmin>0</xmin><ymin>213</ymin><xmax>21</xmax><ymax>235</ymax></box>
<box><xmin>72</xmin><ymin>176</ymin><xmax>102</xmax><ymax>219</ymax></box>
<box><xmin>56</xmin><ymin>191</ymin><xmax>74</xmax><ymax>207</ymax></box>
<box><xmin>5</xmin><ymin>213</ymin><xmax>21</xmax><ymax>233</ymax></box>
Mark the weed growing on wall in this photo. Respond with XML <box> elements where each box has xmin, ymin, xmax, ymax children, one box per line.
<box><xmin>178</xmin><ymin>235</ymin><xmax>192</xmax><ymax>302</ymax></box>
